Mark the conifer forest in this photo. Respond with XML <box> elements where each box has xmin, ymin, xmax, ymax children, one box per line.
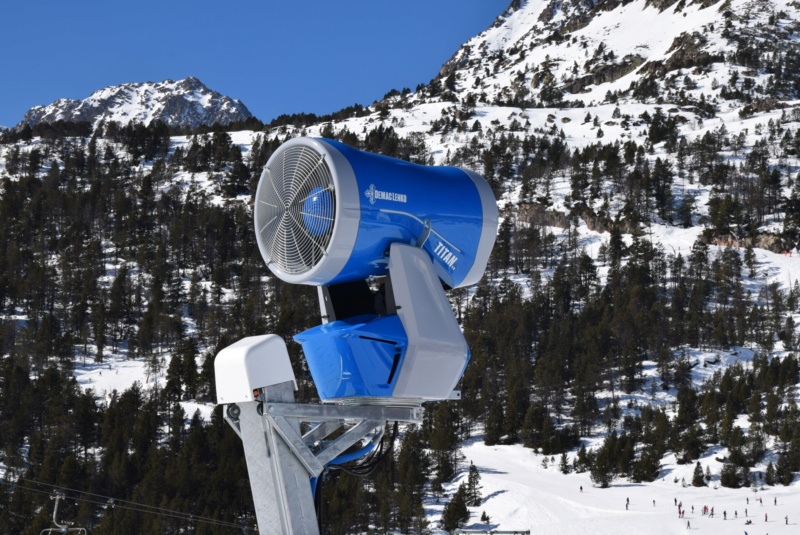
<box><xmin>1</xmin><ymin>100</ymin><xmax>800</xmax><ymax>534</ymax></box>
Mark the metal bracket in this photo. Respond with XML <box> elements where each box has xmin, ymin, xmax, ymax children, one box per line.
<box><xmin>264</xmin><ymin>402</ymin><xmax>423</xmax><ymax>423</ymax></box>
<box><xmin>223</xmin><ymin>384</ymin><xmax>423</xmax><ymax>535</ymax></box>
<box><xmin>265</xmin><ymin>413</ymin><xmax>325</xmax><ymax>476</ymax></box>
<box><xmin>226</xmin><ymin>401</ymin><xmax>422</xmax><ymax>479</ymax></box>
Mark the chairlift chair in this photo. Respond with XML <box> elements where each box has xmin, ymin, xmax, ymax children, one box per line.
<box><xmin>40</xmin><ymin>493</ymin><xmax>88</xmax><ymax>535</ymax></box>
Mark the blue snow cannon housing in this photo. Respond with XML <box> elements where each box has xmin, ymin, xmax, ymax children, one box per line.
<box><xmin>254</xmin><ymin>137</ymin><xmax>498</xmax><ymax>402</ymax></box>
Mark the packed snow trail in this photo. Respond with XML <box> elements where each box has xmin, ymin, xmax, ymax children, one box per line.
<box><xmin>433</xmin><ymin>439</ymin><xmax>799</xmax><ymax>535</ymax></box>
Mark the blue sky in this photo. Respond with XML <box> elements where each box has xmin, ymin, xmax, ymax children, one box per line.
<box><xmin>1</xmin><ymin>0</ymin><xmax>509</xmax><ymax>128</ymax></box>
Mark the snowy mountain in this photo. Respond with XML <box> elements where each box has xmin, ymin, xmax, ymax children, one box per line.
<box><xmin>433</xmin><ymin>0</ymin><xmax>798</xmax><ymax>109</ymax></box>
<box><xmin>305</xmin><ymin>0</ymin><xmax>800</xmax><ymax>254</ymax></box>
<box><xmin>15</xmin><ymin>76</ymin><xmax>253</xmax><ymax>130</ymax></box>
<box><xmin>5</xmin><ymin>0</ymin><xmax>800</xmax><ymax>534</ymax></box>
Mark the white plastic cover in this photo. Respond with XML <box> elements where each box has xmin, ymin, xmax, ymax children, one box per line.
<box><xmin>388</xmin><ymin>243</ymin><xmax>469</xmax><ymax>400</ymax></box>
<box><xmin>215</xmin><ymin>335</ymin><xmax>297</xmax><ymax>404</ymax></box>
<box><xmin>460</xmin><ymin>168</ymin><xmax>499</xmax><ymax>288</ymax></box>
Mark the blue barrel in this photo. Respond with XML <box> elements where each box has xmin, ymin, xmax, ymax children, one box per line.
<box><xmin>254</xmin><ymin>137</ymin><xmax>498</xmax><ymax>289</ymax></box>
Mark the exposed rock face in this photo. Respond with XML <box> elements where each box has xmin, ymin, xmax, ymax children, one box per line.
<box><xmin>645</xmin><ymin>0</ymin><xmax>722</xmax><ymax>12</ymax></box>
<box><xmin>518</xmin><ymin>203</ymin><xmax>642</xmax><ymax>236</ymax></box>
<box><xmin>564</xmin><ymin>55</ymin><xmax>645</xmax><ymax>94</ymax></box>
<box><xmin>16</xmin><ymin>77</ymin><xmax>252</xmax><ymax>130</ymax></box>
<box><xmin>519</xmin><ymin>202</ymin><xmax>571</xmax><ymax>228</ymax></box>
<box><xmin>706</xmin><ymin>232</ymin><xmax>791</xmax><ymax>254</ymax></box>
<box><xmin>641</xmin><ymin>32</ymin><xmax>725</xmax><ymax>78</ymax></box>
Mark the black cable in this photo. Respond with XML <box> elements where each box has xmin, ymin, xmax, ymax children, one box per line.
<box><xmin>328</xmin><ymin>421</ymin><xmax>398</xmax><ymax>477</ymax></box>
<box><xmin>315</xmin><ymin>421</ymin><xmax>399</xmax><ymax>532</ymax></box>
<box><xmin>314</xmin><ymin>468</ymin><xmax>326</xmax><ymax>534</ymax></box>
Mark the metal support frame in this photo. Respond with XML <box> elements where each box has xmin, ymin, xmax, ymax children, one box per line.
<box><xmin>224</xmin><ymin>381</ymin><xmax>423</xmax><ymax>535</ymax></box>
<box><xmin>40</xmin><ymin>493</ymin><xmax>87</xmax><ymax>535</ymax></box>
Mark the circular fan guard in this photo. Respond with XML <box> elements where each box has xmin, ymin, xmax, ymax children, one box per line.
<box><xmin>255</xmin><ymin>145</ymin><xmax>336</xmax><ymax>275</ymax></box>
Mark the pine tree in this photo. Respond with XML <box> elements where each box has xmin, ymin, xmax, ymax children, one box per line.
<box><xmin>396</xmin><ymin>428</ymin><xmax>430</xmax><ymax>532</ymax></box>
<box><xmin>412</xmin><ymin>500</ymin><xmax>430</xmax><ymax>535</ymax></box>
<box><xmin>430</xmin><ymin>403</ymin><xmax>460</xmax><ymax>484</ymax></box>
<box><xmin>590</xmin><ymin>433</ymin><xmax>618</xmax><ymax>489</ymax></box>
<box><xmin>720</xmin><ymin>461</ymin><xmax>740</xmax><ymax>488</ymax></box>
<box><xmin>107</xmin><ymin>265</ymin><xmax>130</xmax><ymax>349</ymax></box>
<box><xmin>765</xmin><ymin>460</ymin><xmax>776</xmax><ymax>485</ymax></box>
<box><xmin>574</xmin><ymin>444</ymin><xmax>590</xmax><ymax>473</ymax></box>
<box><xmin>92</xmin><ymin>300</ymin><xmax>106</xmax><ymax>363</ymax></box>
<box><xmin>744</xmin><ymin>244</ymin><xmax>757</xmax><ymax>277</ymax></box>
<box><xmin>560</xmin><ymin>451</ymin><xmax>571</xmax><ymax>474</ymax></box>
<box><xmin>485</xmin><ymin>398</ymin><xmax>505</xmax><ymax>446</ymax></box>
<box><xmin>466</xmin><ymin>462</ymin><xmax>482</xmax><ymax>506</ymax></box>
<box><xmin>692</xmin><ymin>461</ymin><xmax>706</xmax><ymax>486</ymax></box>
<box><xmin>776</xmin><ymin>453</ymin><xmax>794</xmax><ymax>485</ymax></box>
<box><xmin>441</xmin><ymin>483</ymin><xmax>470</xmax><ymax>532</ymax></box>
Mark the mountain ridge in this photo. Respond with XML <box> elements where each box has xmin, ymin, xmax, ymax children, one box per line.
<box><xmin>15</xmin><ymin>76</ymin><xmax>253</xmax><ymax>131</ymax></box>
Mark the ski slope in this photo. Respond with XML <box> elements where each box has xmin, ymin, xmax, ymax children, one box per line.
<box><xmin>439</xmin><ymin>437</ymin><xmax>795</xmax><ymax>534</ymax></box>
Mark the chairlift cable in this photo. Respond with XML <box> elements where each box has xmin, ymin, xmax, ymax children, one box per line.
<box><xmin>0</xmin><ymin>478</ymin><xmax>254</xmax><ymax>532</ymax></box>
<box><xmin>15</xmin><ymin>476</ymin><xmax>218</xmax><ymax>519</ymax></box>
<box><xmin>8</xmin><ymin>481</ymin><xmax>250</xmax><ymax>531</ymax></box>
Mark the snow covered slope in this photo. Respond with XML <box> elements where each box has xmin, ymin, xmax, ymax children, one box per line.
<box><xmin>437</xmin><ymin>0</ymin><xmax>798</xmax><ymax>108</ymax></box>
<box><xmin>16</xmin><ymin>76</ymin><xmax>253</xmax><ymax>130</ymax></box>
<box><xmin>445</xmin><ymin>437</ymin><xmax>797</xmax><ymax>534</ymax></box>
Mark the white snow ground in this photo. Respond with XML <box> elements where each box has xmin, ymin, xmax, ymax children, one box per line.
<box><xmin>439</xmin><ymin>437</ymin><xmax>796</xmax><ymax>535</ymax></box>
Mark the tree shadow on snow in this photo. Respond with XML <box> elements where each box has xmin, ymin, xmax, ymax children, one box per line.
<box><xmin>467</xmin><ymin>522</ymin><xmax>500</xmax><ymax>531</ymax></box>
<box><xmin>482</xmin><ymin>489</ymin><xmax>508</xmax><ymax>502</ymax></box>
<box><xmin>474</xmin><ymin>466</ymin><xmax>508</xmax><ymax>475</ymax></box>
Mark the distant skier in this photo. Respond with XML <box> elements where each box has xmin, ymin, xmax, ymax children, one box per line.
<box><xmin>580</xmin><ymin>485</ymin><xmax>583</xmax><ymax>493</ymax></box>
<box><xmin>686</xmin><ymin>520</ymin><xmax>690</xmax><ymax>529</ymax></box>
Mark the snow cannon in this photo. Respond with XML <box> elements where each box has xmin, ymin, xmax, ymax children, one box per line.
<box><xmin>254</xmin><ymin>136</ymin><xmax>497</xmax><ymax>289</ymax></box>
<box><xmin>253</xmin><ymin>137</ymin><xmax>498</xmax><ymax>403</ymax></box>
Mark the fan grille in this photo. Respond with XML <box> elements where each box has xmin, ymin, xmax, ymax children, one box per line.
<box><xmin>256</xmin><ymin>145</ymin><xmax>336</xmax><ymax>275</ymax></box>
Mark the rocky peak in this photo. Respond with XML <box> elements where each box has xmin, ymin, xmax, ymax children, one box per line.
<box><xmin>16</xmin><ymin>77</ymin><xmax>253</xmax><ymax>131</ymax></box>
